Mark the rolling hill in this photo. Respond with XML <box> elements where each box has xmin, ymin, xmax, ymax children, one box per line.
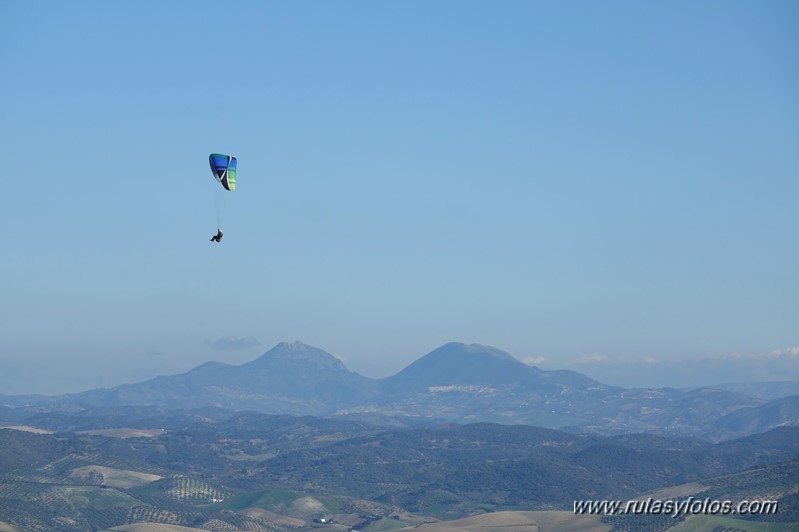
<box><xmin>0</xmin><ymin>418</ymin><xmax>797</xmax><ymax>531</ymax></box>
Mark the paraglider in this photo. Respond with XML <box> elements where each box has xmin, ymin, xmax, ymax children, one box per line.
<box><xmin>208</xmin><ymin>153</ymin><xmax>236</xmax><ymax>242</ymax></box>
<box><xmin>209</xmin><ymin>153</ymin><xmax>237</xmax><ymax>191</ymax></box>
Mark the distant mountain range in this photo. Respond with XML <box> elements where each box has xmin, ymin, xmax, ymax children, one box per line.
<box><xmin>2</xmin><ymin>341</ymin><xmax>798</xmax><ymax>441</ymax></box>
<box><xmin>711</xmin><ymin>380</ymin><xmax>799</xmax><ymax>401</ymax></box>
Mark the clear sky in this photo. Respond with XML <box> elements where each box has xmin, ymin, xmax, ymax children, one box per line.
<box><xmin>1</xmin><ymin>1</ymin><xmax>797</xmax><ymax>394</ymax></box>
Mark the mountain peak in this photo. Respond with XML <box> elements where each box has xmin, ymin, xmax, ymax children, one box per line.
<box><xmin>381</xmin><ymin>342</ymin><xmax>539</xmax><ymax>392</ymax></box>
<box><xmin>190</xmin><ymin>361</ymin><xmax>231</xmax><ymax>372</ymax></box>
<box><xmin>246</xmin><ymin>342</ymin><xmax>348</xmax><ymax>371</ymax></box>
<box><xmin>437</xmin><ymin>342</ymin><xmax>518</xmax><ymax>362</ymax></box>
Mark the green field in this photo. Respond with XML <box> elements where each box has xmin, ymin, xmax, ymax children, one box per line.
<box><xmin>70</xmin><ymin>465</ymin><xmax>161</xmax><ymax>489</ymax></box>
<box><xmin>60</xmin><ymin>486</ymin><xmax>140</xmax><ymax>510</ymax></box>
<box><xmin>394</xmin><ymin>510</ymin><xmax>610</xmax><ymax>531</ymax></box>
<box><xmin>218</xmin><ymin>486</ymin><xmax>315</xmax><ymax>513</ymax></box>
<box><xmin>669</xmin><ymin>514</ymin><xmax>799</xmax><ymax>531</ymax></box>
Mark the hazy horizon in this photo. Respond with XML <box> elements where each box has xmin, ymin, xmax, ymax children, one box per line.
<box><xmin>2</xmin><ymin>339</ymin><xmax>798</xmax><ymax>396</ymax></box>
<box><xmin>2</xmin><ymin>1</ymin><xmax>797</xmax><ymax>396</ymax></box>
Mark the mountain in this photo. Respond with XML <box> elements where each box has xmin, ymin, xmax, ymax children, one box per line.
<box><xmin>708</xmin><ymin>394</ymin><xmax>799</xmax><ymax>440</ymax></box>
<box><xmin>66</xmin><ymin>342</ymin><xmax>378</xmax><ymax>415</ymax></box>
<box><xmin>232</xmin><ymin>341</ymin><xmax>379</xmax><ymax>404</ymax></box>
<box><xmin>380</xmin><ymin>342</ymin><xmax>608</xmax><ymax>394</ymax></box>
<box><xmin>571</xmin><ymin>385</ymin><xmax>760</xmax><ymax>440</ymax></box>
<box><xmin>366</xmin><ymin>342</ymin><xmax>627</xmax><ymax>428</ymax></box>
<box><xmin>381</xmin><ymin>342</ymin><xmax>541</xmax><ymax>392</ymax></box>
<box><xmin>710</xmin><ymin>380</ymin><xmax>799</xmax><ymax>401</ymax></box>
<box><xmin>3</xmin><ymin>341</ymin><xmax>790</xmax><ymax>440</ymax></box>
<box><xmin>369</xmin><ymin>343</ymin><xmax>764</xmax><ymax>437</ymax></box>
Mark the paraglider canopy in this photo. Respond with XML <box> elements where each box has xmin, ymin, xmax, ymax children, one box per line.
<box><xmin>209</xmin><ymin>153</ymin><xmax>237</xmax><ymax>191</ymax></box>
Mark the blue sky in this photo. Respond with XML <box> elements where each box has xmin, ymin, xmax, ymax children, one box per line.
<box><xmin>1</xmin><ymin>1</ymin><xmax>797</xmax><ymax>394</ymax></box>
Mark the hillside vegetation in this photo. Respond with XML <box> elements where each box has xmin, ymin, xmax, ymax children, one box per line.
<box><xmin>0</xmin><ymin>412</ymin><xmax>797</xmax><ymax>531</ymax></box>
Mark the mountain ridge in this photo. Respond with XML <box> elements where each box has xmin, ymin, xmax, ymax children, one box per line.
<box><xmin>3</xmin><ymin>341</ymin><xmax>797</xmax><ymax>440</ymax></box>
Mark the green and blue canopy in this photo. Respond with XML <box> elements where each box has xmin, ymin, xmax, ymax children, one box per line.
<box><xmin>209</xmin><ymin>153</ymin><xmax>237</xmax><ymax>191</ymax></box>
